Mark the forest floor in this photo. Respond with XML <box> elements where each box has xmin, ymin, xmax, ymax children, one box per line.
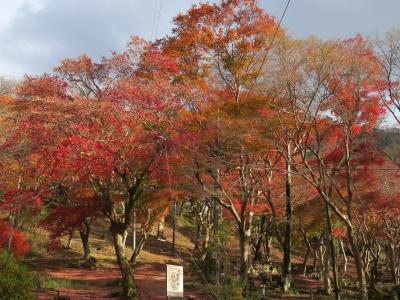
<box><xmin>27</xmin><ymin>219</ymin><xmax>326</xmax><ymax>300</ymax></box>
<box><xmin>28</xmin><ymin>219</ymin><xmax>211</xmax><ymax>300</ymax></box>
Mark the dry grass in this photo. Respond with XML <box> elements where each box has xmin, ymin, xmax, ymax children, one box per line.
<box><xmin>25</xmin><ymin>226</ymin><xmax>51</xmax><ymax>257</ymax></box>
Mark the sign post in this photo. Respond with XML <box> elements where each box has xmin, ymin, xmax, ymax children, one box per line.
<box><xmin>166</xmin><ymin>264</ymin><xmax>183</xmax><ymax>299</ymax></box>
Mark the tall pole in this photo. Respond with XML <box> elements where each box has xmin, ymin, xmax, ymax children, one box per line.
<box><xmin>172</xmin><ymin>201</ymin><xmax>176</xmax><ymax>256</ymax></box>
<box><xmin>8</xmin><ymin>210</ymin><xmax>15</xmax><ymax>251</ymax></box>
<box><xmin>132</xmin><ymin>210</ymin><xmax>136</xmax><ymax>252</ymax></box>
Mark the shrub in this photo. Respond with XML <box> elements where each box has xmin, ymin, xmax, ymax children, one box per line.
<box><xmin>190</xmin><ymin>254</ymin><xmax>218</xmax><ymax>283</ymax></box>
<box><xmin>0</xmin><ymin>251</ymin><xmax>35</xmax><ymax>299</ymax></box>
<box><xmin>210</xmin><ymin>279</ymin><xmax>246</xmax><ymax>300</ymax></box>
<box><xmin>0</xmin><ymin>220</ymin><xmax>31</xmax><ymax>258</ymax></box>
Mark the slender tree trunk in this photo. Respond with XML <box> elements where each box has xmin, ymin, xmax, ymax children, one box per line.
<box><xmin>339</xmin><ymin>238</ymin><xmax>348</xmax><ymax>279</ymax></box>
<box><xmin>157</xmin><ymin>217</ymin><xmax>165</xmax><ymax>240</ymax></box>
<box><xmin>343</xmin><ymin>132</ymin><xmax>367</xmax><ymax>299</ymax></box>
<box><xmin>122</xmin><ymin>230</ymin><xmax>128</xmax><ymax>250</ymax></box>
<box><xmin>66</xmin><ymin>230</ymin><xmax>73</xmax><ymax>249</ymax></box>
<box><xmin>265</xmin><ymin>235</ymin><xmax>272</xmax><ymax>261</ymax></box>
<box><xmin>111</xmin><ymin>224</ymin><xmax>136</xmax><ymax>299</ymax></box>
<box><xmin>200</xmin><ymin>226</ymin><xmax>211</xmax><ymax>261</ymax></box>
<box><xmin>172</xmin><ymin>201</ymin><xmax>176</xmax><ymax>256</ymax></box>
<box><xmin>79</xmin><ymin>221</ymin><xmax>91</xmax><ymax>260</ymax></box>
<box><xmin>8</xmin><ymin>211</ymin><xmax>15</xmax><ymax>252</ymax></box>
<box><xmin>130</xmin><ymin>231</ymin><xmax>148</xmax><ymax>265</ymax></box>
<box><xmin>325</xmin><ymin>202</ymin><xmax>340</xmax><ymax>299</ymax></box>
<box><xmin>79</xmin><ymin>228</ymin><xmax>91</xmax><ymax>260</ymax></box>
<box><xmin>322</xmin><ymin>243</ymin><xmax>332</xmax><ymax>295</ymax></box>
<box><xmin>347</xmin><ymin>226</ymin><xmax>368</xmax><ymax>300</ymax></box>
<box><xmin>178</xmin><ymin>201</ymin><xmax>185</xmax><ymax>216</ymax></box>
<box><xmin>239</xmin><ymin>225</ymin><xmax>251</xmax><ymax>277</ymax></box>
<box><xmin>254</xmin><ymin>216</ymin><xmax>267</xmax><ymax>261</ymax></box>
<box><xmin>312</xmin><ymin>249</ymin><xmax>318</xmax><ymax>272</ymax></box>
<box><xmin>388</xmin><ymin>245</ymin><xmax>399</xmax><ymax>284</ymax></box>
<box><xmin>282</xmin><ymin>159</ymin><xmax>292</xmax><ymax>293</ymax></box>
<box><xmin>194</xmin><ymin>221</ymin><xmax>201</xmax><ymax>252</ymax></box>
<box><xmin>369</xmin><ymin>246</ymin><xmax>380</xmax><ymax>290</ymax></box>
<box><xmin>132</xmin><ymin>210</ymin><xmax>136</xmax><ymax>251</ymax></box>
<box><xmin>213</xmin><ymin>194</ymin><xmax>221</xmax><ymax>284</ymax></box>
<box><xmin>254</xmin><ymin>235</ymin><xmax>264</xmax><ymax>261</ymax></box>
<box><xmin>302</xmin><ymin>247</ymin><xmax>310</xmax><ymax>275</ymax></box>
<box><xmin>302</xmin><ymin>231</ymin><xmax>312</xmax><ymax>275</ymax></box>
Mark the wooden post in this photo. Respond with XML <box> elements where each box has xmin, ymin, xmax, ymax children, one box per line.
<box><xmin>172</xmin><ymin>201</ymin><xmax>176</xmax><ymax>256</ymax></box>
<box><xmin>132</xmin><ymin>210</ymin><xmax>136</xmax><ymax>251</ymax></box>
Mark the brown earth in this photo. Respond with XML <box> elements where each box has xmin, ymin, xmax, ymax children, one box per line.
<box><xmin>29</xmin><ymin>218</ymin><xmax>332</xmax><ymax>300</ymax></box>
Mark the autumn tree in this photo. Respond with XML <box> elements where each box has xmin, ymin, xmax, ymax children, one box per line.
<box><xmin>163</xmin><ymin>0</ymin><xmax>285</xmax><ymax>279</ymax></box>
<box><xmin>0</xmin><ymin>76</ymin><xmax>18</xmax><ymax>96</ymax></box>
<box><xmin>41</xmin><ymin>187</ymin><xmax>100</xmax><ymax>260</ymax></box>
<box><xmin>5</xmin><ymin>37</ymin><xmax>197</xmax><ymax>298</ymax></box>
<box><xmin>375</xmin><ymin>30</ymin><xmax>400</xmax><ymax>128</ymax></box>
<box><xmin>270</xmin><ymin>36</ymin><xmax>386</xmax><ymax>299</ymax></box>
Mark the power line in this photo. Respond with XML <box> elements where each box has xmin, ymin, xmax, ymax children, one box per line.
<box><xmin>245</xmin><ymin>0</ymin><xmax>291</xmax><ymax>100</ymax></box>
<box><xmin>154</xmin><ymin>0</ymin><xmax>163</xmax><ymax>40</ymax></box>
<box><xmin>151</xmin><ymin>0</ymin><xmax>159</xmax><ymax>41</ymax></box>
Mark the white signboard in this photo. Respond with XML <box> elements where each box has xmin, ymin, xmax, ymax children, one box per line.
<box><xmin>166</xmin><ymin>264</ymin><xmax>183</xmax><ymax>298</ymax></box>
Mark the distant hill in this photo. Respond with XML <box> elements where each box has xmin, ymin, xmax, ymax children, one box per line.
<box><xmin>375</xmin><ymin>128</ymin><xmax>400</xmax><ymax>148</ymax></box>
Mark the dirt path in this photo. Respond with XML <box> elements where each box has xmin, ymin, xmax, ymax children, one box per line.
<box><xmin>37</xmin><ymin>288</ymin><xmax>119</xmax><ymax>300</ymax></box>
<box><xmin>135</xmin><ymin>262</ymin><xmax>210</xmax><ymax>300</ymax></box>
<box><xmin>33</xmin><ymin>259</ymin><xmax>121</xmax><ymax>300</ymax></box>
<box><xmin>133</xmin><ymin>230</ymin><xmax>212</xmax><ymax>300</ymax></box>
<box><xmin>30</xmin><ymin>217</ymin><xmax>325</xmax><ymax>300</ymax></box>
<box><xmin>32</xmin><ymin>223</ymin><xmax>209</xmax><ymax>300</ymax></box>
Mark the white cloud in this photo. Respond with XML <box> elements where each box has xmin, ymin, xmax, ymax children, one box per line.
<box><xmin>0</xmin><ymin>0</ymin><xmax>45</xmax><ymax>29</ymax></box>
<box><xmin>0</xmin><ymin>0</ymin><xmax>399</xmax><ymax>77</ymax></box>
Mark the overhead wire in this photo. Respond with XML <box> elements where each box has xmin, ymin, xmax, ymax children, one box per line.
<box><xmin>245</xmin><ymin>0</ymin><xmax>291</xmax><ymax>101</ymax></box>
<box><xmin>151</xmin><ymin>0</ymin><xmax>159</xmax><ymax>41</ymax></box>
<box><xmin>154</xmin><ymin>0</ymin><xmax>163</xmax><ymax>40</ymax></box>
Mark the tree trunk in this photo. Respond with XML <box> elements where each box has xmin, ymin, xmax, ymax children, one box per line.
<box><xmin>122</xmin><ymin>230</ymin><xmax>128</xmax><ymax>250</ymax></box>
<box><xmin>282</xmin><ymin>159</ymin><xmax>292</xmax><ymax>293</ymax></box>
<box><xmin>254</xmin><ymin>235</ymin><xmax>264</xmax><ymax>261</ymax></box>
<box><xmin>178</xmin><ymin>200</ymin><xmax>185</xmax><ymax>216</ymax></box>
<box><xmin>302</xmin><ymin>231</ymin><xmax>312</xmax><ymax>275</ymax></box>
<box><xmin>369</xmin><ymin>246</ymin><xmax>380</xmax><ymax>290</ymax></box>
<box><xmin>79</xmin><ymin>230</ymin><xmax>91</xmax><ymax>260</ymax></box>
<box><xmin>66</xmin><ymin>230</ymin><xmax>73</xmax><ymax>249</ymax></box>
<box><xmin>312</xmin><ymin>252</ymin><xmax>318</xmax><ymax>272</ymax></box>
<box><xmin>172</xmin><ymin>201</ymin><xmax>176</xmax><ymax>256</ymax></box>
<box><xmin>200</xmin><ymin>225</ymin><xmax>211</xmax><ymax>261</ymax></box>
<box><xmin>339</xmin><ymin>238</ymin><xmax>348</xmax><ymax>279</ymax></box>
<box><xmin>79</xmin><ymin>222</ymin><xmax>91</xmax><ymax>260</ymax></box>
<box><xmin>194</xmin><ymin>221</ymin><xmax>201</xmax><ymax>252</ymax></box>
<box><xmin>302</xmin><ymin>247</ymin><xmax>310</xmax><ymax>275</ymax></box>
<box><xmin>157</xmin><ymin>217</ymin><xmax>166</xmax><ymax>240</ymax></box>
<box><xmin>130</xmin><ymin>231</ymin><xmax>148</xmax><ymax>265</ymax></box>
<box><xmin>343</xmin><ymin>132</ymin><xmax>367</xmax><ymax>299</ymax></box>
<box><xmin>111</xmin><ymin>223</ymin><xmax>136</xmax><ymax>299</ymax></box>
<box><xmin>325</xmin><ymin>202</ymin><xmax>340</xmax><ymax>299</ymax></box>
<box><xmin>265</xmin><ymin>235</ymin><xmax>272</xmax><ymax>261</ymax></box>
<box><xmin>239</xmin><ymin>226</ymin><xmax>250</xmax><ymax>277</ymax></box>
<box><xmin>388</xmin><ymin>245</ymin><xmax>399</xmax><ymax>284</ymax></box>
<box><xmin>347</xmin><ymin>226</ymin><xmax>368</xmax><ymax>300</ymax></box>
<box><xmin>132</xmin><ymin>210</ymin><xmax>136</xmax><ymax>251</ymax></box>
<box><xmin>322</xmin><ymin>244</ymin><xmax>332</xmax><ymax>296</ymax></box>
<box><xmin>254</xmin><ymin>216</ymin><xmax>268</xmax><ymax>262</ymax></box>
<box><xmin>8</xmin><ymin>211</ymin><xmax>15</xmax><ymax>252</ymax></box>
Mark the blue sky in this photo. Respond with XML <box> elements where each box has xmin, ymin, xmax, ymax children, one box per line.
<box><xmin>0</xmin><ymin>0</ymin><xmax>399</xmax><ymax>77</ymax></box>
